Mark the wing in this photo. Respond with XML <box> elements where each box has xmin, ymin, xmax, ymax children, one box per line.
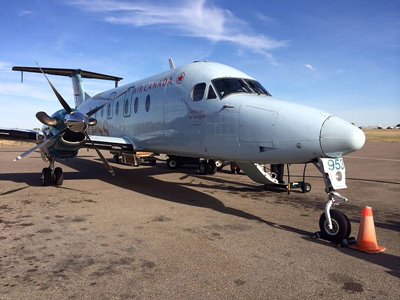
<box><xmin>0</xmin><ymin>127</ymin><xmax>41</xmax><ymax>143</ymax></box>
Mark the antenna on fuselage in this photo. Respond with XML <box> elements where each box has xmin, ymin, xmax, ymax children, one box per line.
<box><xmin>168</xmin><ymin>58</ymin><xmax>175</xmax><ymax>69</ymax></box>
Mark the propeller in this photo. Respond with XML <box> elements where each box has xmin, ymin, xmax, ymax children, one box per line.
<box><xmin>13</xmin><ymin>62</ymin><xmax>124</xmax><ymax>176</ymax></box>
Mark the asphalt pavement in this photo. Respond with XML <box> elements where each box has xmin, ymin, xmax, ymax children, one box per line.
<box><xmin>0</xmin><ymin>142</ymin><xmax>399</xmax><ymax>299</ymax></box>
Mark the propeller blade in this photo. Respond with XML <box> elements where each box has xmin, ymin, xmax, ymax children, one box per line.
<box><xmin>13</xmin><ymin>128</ymin><xmax>67</xmax><ymax>162</ymax></box>
<box><xmin>35</xmin><ymin>61</ymin><xmax>73</xmax><ymax>114</ymax></box>
<box><xmin>86</xmin><ymin>103</ymin><xmax>106</xmax><ymax>117</ymax></box>
<box><xmin>85</xmin><ymin>132</ymin><xmax>115</xmax><ymax>176</ymax></box>
<box><xmin>36</xmin><ymin>111</ymin><xmax>57</xmax><ymax>126</ymax></box>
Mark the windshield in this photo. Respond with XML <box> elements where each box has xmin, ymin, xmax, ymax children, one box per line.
<box><xmin>244</xmin><ymin>79</ymin><xmax>272</xmax><ymax>96</ymax></box>
<box><xmin>212</xmin><ymin>78</ymin><xmax>271</xmax><ymax>99</ymax></box>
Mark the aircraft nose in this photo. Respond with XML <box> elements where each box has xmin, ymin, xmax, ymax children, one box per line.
<box><xmin>320</xmin><ymin>116</ymin><xmax>365</xmax><ymax>157</ymax></box>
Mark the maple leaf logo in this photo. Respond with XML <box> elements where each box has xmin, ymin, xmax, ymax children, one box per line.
<box><xmin>176</xmin><ymin>72</ymin><xmax>185</xmax><ymax>84</ymax></box>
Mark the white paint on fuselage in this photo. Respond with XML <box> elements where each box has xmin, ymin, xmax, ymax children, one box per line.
<box><xmin>78</xmin><ymin>62</ymin><xmax>345</xmax><ymax>164</ymax></box>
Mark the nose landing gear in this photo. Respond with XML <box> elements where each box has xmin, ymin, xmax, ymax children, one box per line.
<box><xmin>41</xmin><ymin>156</ymin><xmax>64</xmax><ymax>186</ymax></box>
<box><xmin>313</xmin><ymin>158</ymin><xmax>352</xmax><ymax>244</ymax></box>
<box><xmin>317</xmin><ymin>193</ymin><xmax>351</xmax><ymax>243</ymax></box>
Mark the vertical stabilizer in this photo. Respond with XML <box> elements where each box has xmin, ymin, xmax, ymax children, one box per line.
<box><xmin>72</xmin><ymin>69</ymin><xmax>86</xmax><ymax>108</ymax></box>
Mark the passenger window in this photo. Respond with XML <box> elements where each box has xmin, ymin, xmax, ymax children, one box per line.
<box><xmin>124</xmin><ymin>98</ymin><xmax>130</xmax><ymax>116</ymax></box>
<box><xmin>115</xmin><ymin>101</ymin><xmax>119</xmax><ymax>116</ymax></box>
<box><xmin>145</xmin><ymin>95</ymin><xmax>150</xmax><ymax>112</ymax></box>
<box><xmin>107</xmin><ymin>102</ymin><xmax>112</xmax><ymax>119</ymax></box>
<box><xmin>134</xmin><ymin>97</ymin><xmax>139</xmax><ymax>113</ymax></box>
<box><xmin>107</xmin><ymin>92</ymin><xmax>115</xmax><ymax>119</ymax></box>
<box><xmin>191</xmin><ymin>83</ymin><xmax>206</xmax><ymax>101</ymax></box>
<box><xmin>207</xmin><ymin>86</ymin><xmax>217</xmax><ymax>99</ymax></box>
<box><xmin>124</xmin><ymin>87</ymin><xmax>133</xmax><ymax>117</ymax></box>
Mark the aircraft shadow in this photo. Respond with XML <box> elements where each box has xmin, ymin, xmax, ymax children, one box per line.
<box><xmin>0</xmin><ymin>156</ymin><xmax>314</xmax><ymax>236</ymax></box>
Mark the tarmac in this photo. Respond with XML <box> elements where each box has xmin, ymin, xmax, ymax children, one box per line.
<box><xmin>0</xmin><ymin>142</ymin><xmax>399</xmax><ymax>299</ymax></box>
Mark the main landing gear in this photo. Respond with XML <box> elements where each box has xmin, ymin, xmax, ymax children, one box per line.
<box><xmin>198</xmin><ymin>159</ymin><xmax>218</xmax><ymax>175</ymax></box>
<box><xmin>41</xmin><ymin>156</ymin><xmax>63</xmax><ymax>186</ymax></box>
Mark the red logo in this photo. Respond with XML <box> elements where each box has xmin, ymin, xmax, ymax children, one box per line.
<box><xmin>176</xmin><ymin>72</ymin><xmax>185</xmax><ymax>84</ymax></box>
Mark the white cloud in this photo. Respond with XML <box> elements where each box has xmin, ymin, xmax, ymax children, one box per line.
<box><xmin>253</xmin><ymin>11</ymin><xmax>275</xmax><ymax>24</ymax></box>
<box><xmin>0</xmin><ymin>82</ymin><xmax>56</xmax><ymax>102</ymax></box>
<box><xmin>18</xmin><ymin>10</ymin><xmax>33</xmax><ymax>17</ymax></box>
<box><xmin>304</xmin><ymin>64</ymin><xmax>316</xmax><ymax>71</ymax></box>
<box><xmin>69</xmin><ymin>0</ymin><xmax>288</xmax><ymax>60</ymax></box>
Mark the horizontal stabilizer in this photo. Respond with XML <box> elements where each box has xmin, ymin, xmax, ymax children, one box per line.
<box><xmin>12</xmin><ymin>66</ymin><xmax>123</xmax><ymax>87</ymax></box>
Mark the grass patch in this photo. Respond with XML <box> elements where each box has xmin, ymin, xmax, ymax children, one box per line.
<box><xmin>363</xmin><ymin>129</ymin><xmax>400</xmax><ymax>142</ymax></box>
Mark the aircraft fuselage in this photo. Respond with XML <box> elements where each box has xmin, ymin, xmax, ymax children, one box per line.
<box><xmin>78</xmin><ymin>61</ymin><xmax>364</xmax><ymax>164</ymax></box>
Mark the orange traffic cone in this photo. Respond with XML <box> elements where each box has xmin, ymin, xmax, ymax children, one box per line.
<box><xmin>349</xmin><ymin>206</ymin><xmax>386</xmax><ymax>254</ymax></box>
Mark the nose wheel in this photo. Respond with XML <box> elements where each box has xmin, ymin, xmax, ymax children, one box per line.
<box><xmin>318</xmin><ymin>209</ymin><xmax>351</xmax><ymax>243</ymax></box>
<box><xmin>41</xmin><ymin>156</ymin><xmax>64</xmax><ymax>186</ymax></box>
<box><xmin>41</xmin><ymin>167</ymin><xmax>64</xmax><ymax>186</ymax></box>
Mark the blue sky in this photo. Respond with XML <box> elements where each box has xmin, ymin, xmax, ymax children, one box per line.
<box><xmin>0</xmin><ymin>0</ymin><xmax>399</xmax><ymax>129</ymax></box>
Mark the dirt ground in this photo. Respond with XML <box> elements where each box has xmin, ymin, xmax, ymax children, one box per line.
<box><xmin>0</xmin><ymin>142</ymin><xmax>399</xmax><ymax>299</ymax></box>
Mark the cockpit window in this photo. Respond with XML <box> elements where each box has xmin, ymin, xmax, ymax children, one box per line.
<box><xmin>213</xmin><ymin>78</ymin><xmax>251</xmax><ymax>99</ymax></box>
<box><xmin>207</xmin><ymin>85</ymin><xmax>217</xmax><ymax>99</ymax></box>
<box><xmin>212</xmin><ymin>78</ymin><xmax>271</xmax><ymax>99</ymax></box>
<box><xmin>191</xmin><ymin>82</ymin><xmax>206</xmax><ymax>101</ymax></box>
<box><xmin>244</xmin><ymin>79</ymin><xmax>272</xmax><ymax>96</ymax></box>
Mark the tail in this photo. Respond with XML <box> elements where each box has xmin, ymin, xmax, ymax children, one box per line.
<box><xmin>12</xmin><ymin>66</ymin><xmax>123</xmax><ymax>108</ymax></box>
<box><xmin>71</xmin><ymin>70</ymin><xmax>93</xmax><ymax>108</ymax></box>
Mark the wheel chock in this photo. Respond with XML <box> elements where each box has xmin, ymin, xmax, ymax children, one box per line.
<box><xmin>340</xmin><ymin>237</ymin><xmax>356</xmax><ymax>247</ymax></box>
<box><xmin>313</xmin><ymin>231</ymin><xmax>322</xmax><ymax>239</ymax></box>
<box><xmin>313</xmin><ymin>232</ymin><xmax>356</xmax><ymax>248</ymax></box>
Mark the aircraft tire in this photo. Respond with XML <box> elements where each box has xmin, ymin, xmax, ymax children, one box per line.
<box><xmin>319</xmin><ymin>210</ymin><xmax>351</xmax><ymax>243</ymax></box>
<box><xmin>199</xmin><ymin>161</ymin><xmax>209</xmax><ymax>175</ymax></box>
<box><xmin>41</xmin><ymin>168</ymin><xmax>52</xmax><ymax>186</ymax></box>
<box><xmin>209</xmin><ymin>160</ymin><xmax>217</xmax><ymax>175</ymax></box>
<box><xmin>54</xmin><ymin>167</ymin><xmax>64</xmax><ymax>186</ymax></box>
<box><xmin>167</xmin><ymin>158</ymin><xmax>180</xmax><ymax>169</ymax></box>
<box><xmin>301</xmin><ymin>183</ymin><xmax>311</xmax><ymax>193</ymax></box>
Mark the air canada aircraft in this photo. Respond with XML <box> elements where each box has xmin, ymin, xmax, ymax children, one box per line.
<box><xmin>0</xmin><ymin>59</ymin><xmax>365</xmax><ymax>243</ymax></box>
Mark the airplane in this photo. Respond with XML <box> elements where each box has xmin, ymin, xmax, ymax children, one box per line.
<box><xmin>0</xmin><ymin>59</ymin><xmax>365</xmax><ymax>243</ymax></box>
